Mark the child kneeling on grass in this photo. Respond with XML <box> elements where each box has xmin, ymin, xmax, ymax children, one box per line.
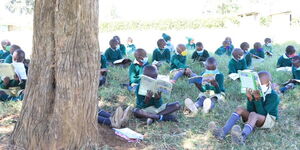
<box><xmin>170</xmin><ymin>44</ymin><xmax>197</xmax><ymax>84</ymax></box>
<box><xmin>98</xmin><ymin>106</ymin><xmax>132</xmax><ymax>128</ymax></box>
<box><xmin>133</xmin><ymin>65</ymin><xmax>181</xmax><ymax>125</ymax></box>
<box><xmin>208</xmin><ymin>71</ymin><xmax>280</xmax><ymax>145</ymax></box>
<box><xmin>185</xmin><ymin>57</ymin><xmax>225</xmax><ymax>114</ymax></box>
<box><xmin>279</xmin><ymin>55</ymin><xmax>300</xmax><ymax>93</ymax></box>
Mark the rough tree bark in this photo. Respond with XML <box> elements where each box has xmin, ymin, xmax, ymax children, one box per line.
<box><xmin>10</xmin><ymin>0</ymin><xmax>101</xmax><ymax>149</ymax></box>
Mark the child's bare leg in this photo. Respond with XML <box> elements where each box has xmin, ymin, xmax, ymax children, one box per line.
<box><xmin>133</xmin><ymin>108</ymin><xmax>160</xmax><ymax>120</ymax></box>
<box><xmin>245</xmin><ymin>112</ymin><xmax>266</xmax><ymax>127</ymax></box>
<box><xmin>157</xmin><ymin>102</ymin><xmax>181</xmax><ymax>115</ymax></box>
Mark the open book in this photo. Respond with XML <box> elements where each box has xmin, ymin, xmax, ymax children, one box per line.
<box><xmin>138</xmin><ymin>75</ymin><xmax>172</xmax><ymax>98</ymax></box>
<box><xmin>238</xmin><ymin>70</ymin><xmax>264</xmax><ymax>97</ymax></box>
<box><xmin>113</xmin><ymin>128</ymin><xmax>143</xmax><ymax>143</ymax></box>
<box><xmin>113</xmin><ymin>58</ymin><xmax>132</xmax><ymax>65</ymax></box>
<box><xmin>282</xmin><ymin>79</ymin><xmax>300</xmax><ymax>86</ymax></box>
<box><xmin>276</xmin><ymin>67</ymin><xmax>292</xmax><ymax>72</ymax></box>
<box><xmin>0</xmin><ymin>63</ymin><xmax>15</xmax><ymax>79</ymax></box>
<box><xmin>189</xmin><ymin>73</ymin><xmax>216</xmax><ymax>84</ymax></box>
<box><xmin>228</xmin><ymin>73</ymin><xmax>240</xmax><ymax>80</ymax></box>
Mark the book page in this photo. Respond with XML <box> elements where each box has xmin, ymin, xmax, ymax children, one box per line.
<box><xmin>156</xmin><ymin>78</ymin><xmax>172</xmax><ymax>98</ymax></box>
<box><xmin>138</xmin><ymin>75</ymin><xmax>155</xmax><ymax>96</ymax></box>
<box><xmin>228</xmin><ymin>73</ymin><xmax>240</xmax><ymax>80</ymax></box>
<box><xmin>276</xmin><ymin>67</ymin><xmax>292</xmax><ymax>72</ymax></box>
<box><xmin>113</xmin><ymin>128</ymin><xmax>144</xmax><ymax>140</ymax></box>
<box><xmin>239</xmin><ymin>71</ymin><xmax>256</xmax><ymax>93</ymax></box>
<box><xmin>201</xmin><ymin>73</ymin><xmax>216</xmax><ymax>85</ymax></box>
<box><xmin>0</xmin><ymin>63</ymin><xmax>15</xmax><ymax>79</ymax></box>
<box><xmin>113</xmin><ymin>58</ymin><xmax>125</xmax><ymax>64</ymax></box>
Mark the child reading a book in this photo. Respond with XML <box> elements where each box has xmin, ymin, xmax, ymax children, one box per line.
<box><xmin>191</xmin><ymin>42</ymin><xmax>210</xmax><ymax>62</ymax></box>
<box><xmin>279</xmin><ymin>56</ymin><xmax>300</xmax><ymax>93</ymax></box>
<box><xmin>133</xmin><ymin>65</ymin><xmax>180</xmax><ymax>125</ymax></box>
<box><xmin>228</xmin><ymin>48</ymin><xmax>248</xmax><ymax>74</ymax></box>
<box><xmin>263</xmin><ymin>38</ymin><xmax>273</xmax><ymax>56</ymax></box>
<box><xmin>225</xmin><ymin>37</ymin><xmax>234</xmax><ymax>49</ymax></box>
<box><xmin>152</xmin><ymin>39</ymin><xmax>171</xmax><ymax>65</ymax></box>
<box><xmin>128</xmin><ymin>48</ymin><xmax>149</xmax><ymax>91</ymax></box>
<box><xmin>185</xmin><ymin>57</ymin><xmax>225</xmax><ymax>114</ymax></box>
<box><xmin>170</xmin><ymin>44</ymin><xmax>197</xmax><ymax>84</ymax></box>
<box><xmin>98</xmin><ymin>106</ymin><xmax>132</xmax><ymax>129</ymax></box>
<box><xmin>4</xmin><ymin>44</ymin><xmax>21</xmax><ymax>64</ymax></box>
<box><xmin>99</xmin><ymin>53</ymin><xmax>108</xmax><ymax>87</ymax></box>
<box><xmin>209</xmin><ymin>71</ymin><xmax>280</xmax><ymax>145</ymax></box>
<box><xmin>240</xmin><ymin>42</ymin><xmax>252</xmax><ymax>68</ymax></box>
<box><xmin>113</xmin><ymin>36</ymin><xmax>127</xmax><ymax>57</ymax></box>
<box><xmin>250</xmin><ymin>42</ymin><xmax>265</xmax><ymax>59</ymax></box>
<box><xmin>162</xmin><ymin>33</ymin><xmax>175</xmax><ymax>53</ymax></box>
<box><xmin>0</xmin><ymin>40</ymin><xmax>11</xmax><ymax>61</ymax></box>
<box><xmin>186</xmin><ymin>37</ymin><xmax>196</xmax><ymax>51</ymax></box>
<box><xmin>126</xmin><ymin>37</ymin><xmax>136</xmax><ymax>55</ymax></box>
<box><xmin>104</xmin><ymin>39</ymin><xmax>124</xmax><ymax>65</ymax></box>
<box><xmin>277</xmin><ymin>45</ymin><xmax>296</xmax><ymax>68</ymax></box>
<box><xmin>215</xmin><ymin>40</ymin><xmax>232</xmax><ymax>56</ymax></box>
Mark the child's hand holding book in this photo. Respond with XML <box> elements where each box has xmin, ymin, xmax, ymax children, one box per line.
<box><xmin>145</xmin><ymin>90</ymin><xmax>153</xmax><ymax>104</ymax></box>
<box><xmin>154</xmin><ymin>91</ymin><xmax>162</xmax><ymax>100</ymax></box>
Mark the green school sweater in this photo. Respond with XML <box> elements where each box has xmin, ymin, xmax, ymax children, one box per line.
<box><xmin>247</xmin><ymin>90</ymin><xmax>280</xmax><ymax>119</ymax></box>
<box><xmin>104</xmin><ymin>48</ymin><xmax>123</xmax><ymax>63</ymax></box>
<box><xmin>249</xmin><ymin>49</ymin><xmax>265</xmax><ymax>58</ymax></box>
<box><xmin>215</xmin><ymin>46</ymin><xmax>233</xmax><ymax>56</ymax></box>
<box><xmin>135</xmin><ymin>84</ymin><xmax>163</xmax><ymax>109</ymax></box>
<box><xmin>245</xmin><ymin>52</ymin><xmax>252</xmax><ymax>67</ymax></box>
<box><xmin>199</xmin><ymin>72</ymin><xmax>225</xmax><ymax>94</ymax></box>
<box><xmin>228</xmin><ymin>58</ymin><xmax>248</xmax><ymax>74</ymax></box>
<box><xmin>170</xmin><ymin>54</ymin><xmax>187</xmax><ymax>70</ymax></box>
<box><xmin>100</xmin><ymin>55</ymin><xmax>107</xmax><ymax>69</ymax></box>
<box><xmin>276</xmin><ymin>55</ymin><xmax>292</xmax><ymax>68</ymax></box>
<box><xmin>120</xmin><ymin>44</ymin><xmax>126</xmax><ymax>57</ymax></box>
<box><xmin>0</xmin><ymin>79</ymin><xmax>20</xmax><ymax>89</ymax></box>
<box><xmin>191</xmin><ymin>50</ymin><xmax>210</xmax><ymax>61</ymax></box>
<box><xmin>263</xmin><ymin>44</ymin><xmax>273</xmax><ymax>52</ymax></box>
<box><xmin>4</xmin><ymin>54</ymin><xmax>12</xmax><ymax>63</ymax></box>
<box><xmin>292</xmin><ymin>66</ymin><xmax>300</xmax><ymax>80</ymax></box>
<box><xmin>129</xmin><ymin>61</ymin><xmax>149</xmax><ymax>84</ymax></box>
<box><xmin>186</xmin><ymin>43</ymin><xmax>196</xmax><ymax>51</ymax></box>
<box><xmin>152</xmin><ymin>48</ymin><xmax>171</xmax><ymax>63</ymax></box>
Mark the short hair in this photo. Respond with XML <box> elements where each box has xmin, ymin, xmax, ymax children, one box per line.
<box><xmin>264</xmin><ymin>38</ymin><xmax>271</xmax><ymax>43</ymax></box>
<box><xmin>223</xmin><ymin>40</ymin><xmax>230</xmax><ymax>45</ymax></box>
<box><xmin>240</xmin><ymin>42</ymin><xmax>249</xmax><ymax>50</ymax></box>
<box><xmin>13</xmin><ymin>49</ymin><xmax>25</xmax><ymax>62</ymax></box>
<box><xmin>254</xmin><ymin>42</ymin><xmax>262</xmax><ymax>48</ymax></box>
<box><xmin>196</xmin><ymin>42</ymin><xmax>203</xmax><ymax>47</ymax></box>
<box><xmin>157</xmin><ymin>39</ymin><xmax>165</xmax><ymax>47</ymax></box>
<box><xmin>205</xmin><ymin>57</ymin><xmax>217</xmax><ymax>65</ymax></box>
<box><xmin>258</xmin><ymin>71</ymin><xmax>272</xmax><ymax>82</ymax></box>
<box><xmin>286</xmin><ymin>45</ymin><xmax>296</xmax><ymax>55</ymax></box>
<box><xmin>1</xmin><ymin>40</ymin><xmax>11</xmax><ymax>49</ymax></box>
<box><xmin>10</xmin><ymin>44</ymin><xmax>21</xmax><ymax>54</ymax></box>
<box><xmin>232</xmin><ymin>48</ymin><xmax>243</xmax><ymax>56</ymax></box>
<box><xmin>143</xmin><ymin>65</ymin><xmax>158</xmax><ymax>76</ymax></box>
<box><xmin>113</xmin><ymin>36</ymin><xmax>120</xmax><ymax>42</ymax></box>
<box><xmin>134</xmin><ymin>48</ymin><xmax>146</xmax><ymax>57</ymax></box>
<box><xmin>109</xmin><ymin>39</ymin><xmax>118</xmax><ymax>46</ymax></box>
<box><xmin>176</xmin><ymin>44</ymin><xmax>186</xmax><ymax>51</ymax></box>
<box><xmin>292</xmin><ymin>55</ymin><xmax>300</xmax><ymax>63</ymax></box>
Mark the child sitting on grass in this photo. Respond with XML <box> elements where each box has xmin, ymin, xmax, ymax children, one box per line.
<box><xmin>152</xmin><ymin>39</ymin><xmax>171</xmax><ymax>65</ymax></box>
<box><xmin>191</xmin><ymin>42</ymin><xmax>210</xmax><ymax>62</ymax></box>
<box><xmin>133</xmin><ymin>65</ymin><xmax>180</xmax><ymax>125</ymax></box>
<box><xmin>279</xmin><ymin>56</ymin><xmax>300</xmax><ymax>93</ymax></box>
<box><xmin>128</xmin><ymin>48</ymin><xmax>149</xmax><ymax>91</ymax></box>
<box><xmin>0</xmin><ymin>40</ymin><xmax>11</xmax><ymax>61</ymax></box>
<box><xmin>240</xmin><ymin>42</ymin><xmax>252</xmax><ymax>68</ymax></box>
<box><xmin>98</xmin><ymin>106</ymin><xmax>132</xmax><ymax>128</ymax></box>
<box><xmin>113</xmin><ymin>36</ymin><xmax>127</xmax><ymax>57</ymax></box>
<box><xmin>209</xmin><ymin>71</ymin><xmax>280</xmax><ymax>145</ymax></box>
<box><xmin>215</xmin><ymin>40</ymin><xmax>232</xmax><ymax>56</ymax></box>
<box><xmin>263</xmin><ymin>38</ymin><xmax>273</xmax><ymax>56</ymax></box>
<box><xmin>185</xmin><ymin>57</ymin><xmax>225</xmax><ymax>114</ymax></box>
<box><xmin>4</xmin><ymin>44</ymin><xmax>21</xmax><ymax>64</ymax></box>
<box><xmin>170</xmin><ymin>44</ymin><xmax>197</xmax><ymax>84</ymax></box>
<box><xmin>162</xmin><ymin>33</ymin><xmax>175</xmax><ymax>53</ymax></box>
<box><xmin>99</xmin><ymin>53</ymin><xmax>108</xmax><ymax>87</ymax></box>
<box><xmin>104</xmin><ymin>39</ymin><xmax>123</xmax><ymax>65</ymax></box>
<box><xmin>126</xmin><ymin>37</ymin><xmax>136</xmax><ymax>55</ymax></box>
<box><xmin>186</xmin><ymin>37</ymin><xmax>196</xmax><ymax>51</ymax></box>
<box><xmin>250</xmin><ymin>42</ymin><xmax>265</xmax><ymax>59</ymax></box>
<box><xmin>228</xmin><ymin>48</ymin><xmax>248</xmax><ymax>74</ymax></box>
<box><xmin>277</xmin><ymin>45</ymin><xmax>297</xmax><ymax>68</ymax></box>
<box><xmin>225</xmin><ymin>37</ymin><xmax>234</xmax><ymax>50</ymax></box>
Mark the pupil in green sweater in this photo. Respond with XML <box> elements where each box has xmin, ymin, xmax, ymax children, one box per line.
<box><xmin>276</xmin><ymin>45</ymin><xmax>296</xmax><ymax>68</ymax></box>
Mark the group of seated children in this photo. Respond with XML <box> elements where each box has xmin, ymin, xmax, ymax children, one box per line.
<box><xmin>0</xmin><ymin>40</ymin><xmax>28</xmax><ymax>101</ymax></box>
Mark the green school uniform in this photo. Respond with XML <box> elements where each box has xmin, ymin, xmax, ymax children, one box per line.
<box><xmin>186</xmin><ymin>43</ymin><xmax>196</xmax><ymax>51</ymax></box>
<box><xmin>104</xmin><ymin>48</ymin><xmax>123</xmax><ymax>63</ymax></box>
<box><xmin>249</xmin><ymin>49</ymin><xmax>265</xmax><ymax>58</ymax></box>
<box><xmin>228</xmin><ymin>58</ymin><xmax>248</xmax><ymax>74</ymax></box>
<box><xmin>4</xmin><ymin>54</ymin><xmax>12</xmax><ymax>63</ymax></box>
<box><xmin>263</xmin><ymin>44</ymin><xmax>273</xmax><ymax>52</ymax></box>
<box><xmin>245</xmin><ymin>52</ymin><xmax>252</xmax><ymax>67</ymax></box>
<box><xmin>170</xmin><ymin>54</ymin><xmax>187</xmax><ymax>70</ymax></box>
<box><xmin>100</xmin><ymin>55</ymin><xmax>107</xmax><ymax>69</ymax></box>
<box><xmin>276</xmin><ymin>54</ymin><xmax>292</xmax><ymax>68</ymax></box>
<box><xmin>120</xmin><ymin>44</ymin><xmax>126</xmax><ymax>56</ymax></box>
<box><xmin>129</xmin><ymin>61</ymin><xmax>149</xmax><ymax>85</ymax></box>
<box><xmin>215</xmin><ymin>46</ymin><xmax>233</xmax><ymax>56</ymax></box>
<box><xmin>0</xmin><ymin>50</ymin><xmax>10</xmax><ymax>60</ymax></box>
<box><xmin>247</xmin><ymin>90</ymin><xmax>280</xmax><ymax>119</ymax></box>
<box><xmin>191</xmin><ymin>50</ymin><xmax>210</xmax><ymax>61</ymax></box>
<box><xmin>126</xmin><ymin>44</ymin><xmax>136</xmax><ymax>54</ymax></box>
<box><xmin>199</xmin><ymin>71</ymin><xmax>225</xmax><ymax>94</ymax></box>
<box><xmin>0</xmin><ymin>79</ymin><xmax>20</xmax><ymax>89</ymax></box>
<box><xmin>292</xmin><ymin>66</ymin><xmax>300</xmax><ymax>80</ymax></box>
<box><xmin>152</xmin><ymin>48</ymin><xmax>171</xmax><ymax>63</ymax></box>
<box><xmin>135</xmin><ymin>84</ymin><xmax>163</xmax><ymax>109</ymax></box>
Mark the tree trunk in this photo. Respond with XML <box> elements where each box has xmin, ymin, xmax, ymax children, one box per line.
<box><xmin>10</xmin><ymin>0</ymin><xmax>101</xmax><ymax>149</ymax></box>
